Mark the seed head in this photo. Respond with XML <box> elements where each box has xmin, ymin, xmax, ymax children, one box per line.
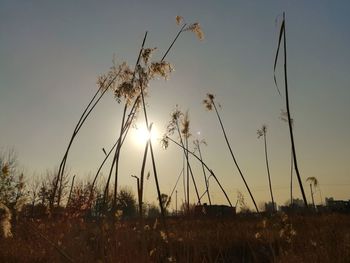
<box><xmin>185</xmin><ymin>22</ymin><xmax>204</xmax><ymax>40</ymax></box>
<box><xmin>142</xmin><ymin>47</ymin><xmax>157</xmax><ymax>64</ymax></box>
<box><xmin>257</xmin><ymin>125</ymin><xmax>267</xmax><ymax>139</ymax></box>
<box><xmin>176</xmin><ymin>16</ymin><xmax>183</xmax><ymax>25</ymax></box>
<box><xmin>149</xmin><ymin>61</ymin><xmax>174</xmax><ymax>80</ymax></box>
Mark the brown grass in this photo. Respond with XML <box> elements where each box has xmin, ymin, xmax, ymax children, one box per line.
<box><xmin>1</xmin><ymin>213</ymin><xmax>350</xmax><ymax>262</ymax></box>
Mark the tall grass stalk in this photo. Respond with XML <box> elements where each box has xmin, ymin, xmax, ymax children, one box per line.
<box><xmin>138</xmin><ymin>123</ymin><xmax>153</xmax><ymax>219</ymax></box>
<box><xmin>132</xmin><ymin>21</ymin><xmax>199</xmax><ymax>221</ymax></box>
<box><xmin>102</xmin><ymin>32</ymin><xmax>148</xmax><ymax>211</ymax></box>
<box><xmin>290</xmin><ymin>149</ymin><xmax>293</xmax><ymax>205</ymax></box>
<box><xmin>306</xmin><ymin>177</ymin><xmax>318</xmax><ymax>210</ymax></box>
<box><xmin>203</xmin><ymin>94</ymin><xmax>258</xmax><ymax>213</ymax></box>
<box><xmin>167</xmin><ymin>109</ymin><xmax>201</xmax><ymax>211</ymax></box>
<box><xmin>274</xmin><ymin>13</ymin><xmax>308</xmax><ymax>207</ymax></box>
<box><xmin>164</xmin><ymin>136</ymin><xmax>232</xmax><ymax>207</ymax></box>
<box><xmin>88</xmin><ymin>99</ymin><xmax>136</xmax><ymax>204</ymax></box>
<box><xmin>194</xmin><ymin>139</ymin><xmax>211</xmax><ymax>205</ymax></box>
<box><xmin>103</xmin><ymin>103</ymin><xmax>128</xmax><ymax>209</ymax></box>
<box><xmin>138</xmin><ymin>68</ymin><xmax>167</xmax><ymax>227</ymax></box>
<box><xmin>66</xmin><ymin>174</ymin><xmax>76</xmax><ymax>208</ymax></box>
<box><xmin>257</xmin><ymin>125</ymin><xmax>275</xmax><ymax>212</ymax></box>
<box><xmin>52</xmin><ymin>77</ymin><xmax>111</xmax><ymax>208</ymax></box>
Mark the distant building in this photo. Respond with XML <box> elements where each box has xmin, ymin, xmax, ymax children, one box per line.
<box><xmin>194</xmin><ymin>204</ymin><xmax>236</xmax><ymax>217</ymax></box>
<box><xmin>279</xmin><ymin>198</ymin><xmax>306</xmax><ymax>213</ymax></box>
<box><xmin>325</xmin><ymin>197</ymin><xmax>350</xmax><ymax>212</ymax></box>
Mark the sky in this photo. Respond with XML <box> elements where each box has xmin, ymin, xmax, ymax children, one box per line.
<box><xmin>1</xmin><ymin>0</ymin><xmax>350</xmax><ymax>210</ymax></box>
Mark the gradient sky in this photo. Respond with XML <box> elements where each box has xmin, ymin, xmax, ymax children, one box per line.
<box><xmin>1</xmin><ymin>0</ymin><xmax>349</xmax><ymax>209</ymax></box>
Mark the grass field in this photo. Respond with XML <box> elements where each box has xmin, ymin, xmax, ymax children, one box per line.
<box><xmin>1</xmin><ymin>212</ymin><xmax>349</xmax><ymax>262</ymax></box>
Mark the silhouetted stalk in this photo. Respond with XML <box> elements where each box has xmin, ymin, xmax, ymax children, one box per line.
<box><xmin>309</xmin><ymin>183</ymin><xmax>315</xmax><ymax>209</ymax></box>
<box><xmin>161</xmin><ymin>23</ymin><xmax>187</xmax><ymax>61</ymax></box>
<box><xmin>306</xmin><ymin>177</ymin><xmax>318</xmax><ymax>210</ymax></box>
<box><xmin>92</xmin><ymin>22</ymin><xmax>188</xmax><ymax>215</ymax></box>
<box><xmin>280</xmin><ymin>111</ymin><xmax>294</xmax><ymax>206</ymax></box>
<box><xmin>182</xmin><ymin>153</ymin><xmax>187</xmax><ymax>206</ymax></box>
<box><xmin>113</xmin><ymin>104</ymin><xmax>129</xmax><ymax>207</ymax></box>
<box><xmin>290</xmin><ymin>149</ymin><xmax>293</xmax><ymax>205</ymax></box>
<box><xmin>264</xmin><ymin>132</ymin><xmax>275</xmax><ymax>212</ymax></box>
<box><xmin>131</xmin><ymin>175</ymin><xmax>141</xmax><ymax>218</ymax></box>
<box><xmin>99</xmin><ymin>32</ymin><xmax>148</xmax><ymax>212</ymax></box>
<box><xmin>210</xmin><ymin>99</ymin><xmax>258</xmax><ymax>213</ymax></box>
<box><xmin>174</xmin><ymin>122</ymin><xmax>201</xmax><ymax>208</ymax></box>
<box><xmin>196</xmin><ymin>141</ymin><xmax>212</xmax><ymax>205</ymax></box>
<box><xmin>166</xmin><ymin>136</ymin><xmax>232</xmax><ymax>207</ymax></box>
<box><xmin>89</xmin><ymin>98</ymin><xmax>137</xmax><ymax>205</ymax></box>
<box><xmin>139</xmin><ymin>77</ymin><xmax>167</xmax><ymax>229</ymax></box>
<box><xmin>258</xmin><ymin>126</ymin><xmax>275</xmax><ymax>212</ymax></box>
<box><xmin>102</xmin><ymin>103</ymin><xmax>127</xmax><ymax>209</ymax></box>
<box><xmin>54</xmin><ymin>77</ymin><xmax>113</xmax><ymax>208</ymax></box>
<box><xmin>135</xmin><ymin>24</ymin><xmax>190</xmax><ymax>225</ymax></box>
<box><xmin>168</xmin><ymin>168</ymin><xmax>183</xmax><ymax>208</ymax></box>
<box><xmin>139</xmin><ymin>123</ymin><xmax>153</xmax><ymax>219</ymax></box>
<box><xmin>280</xmin><ymin>13</ymin><xmax>308</xmax><ymax>207</ymax></box>
<box><xmin>263</xmin><ymin>131</ymin><xmax>274</xmax><ymax>212</ymax></box>
<box><xmin>186</xmin><ymin>136</ymin><xmax>189</xmax><ymax>211</ymax></box>
<box><xmin>66</xmin><ymin>174</ymin><xmax>76</xmax><ymax>208</ymax></box>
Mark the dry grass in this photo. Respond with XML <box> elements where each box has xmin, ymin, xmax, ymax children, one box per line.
<box><xmin>1</xmin><ymin>213</ymin><xmax>349</xmax><ymax>262</ymax></box>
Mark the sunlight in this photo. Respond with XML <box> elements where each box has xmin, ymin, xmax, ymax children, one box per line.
<box><xmin>134</xmin><ymin>123</ymin><xmax>159</xmax><ymax>146</ymax></box>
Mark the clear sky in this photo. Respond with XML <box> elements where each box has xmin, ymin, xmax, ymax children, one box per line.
<box><xmin>1</xmin><ymin>0</ymin><xmax>349</xmax><ymax>209</ymax></box>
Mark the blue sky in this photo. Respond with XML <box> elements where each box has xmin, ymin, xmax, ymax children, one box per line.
<box><xmin>1</xmin><ymin>1</ymin><xmax>349</xmax><ymax>209</ymax></box>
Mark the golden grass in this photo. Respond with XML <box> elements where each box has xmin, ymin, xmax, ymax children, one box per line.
<box><xmin>1</xmin><ymin>213</ymin><xmax>349</xmax><ymax>262</ymax></box>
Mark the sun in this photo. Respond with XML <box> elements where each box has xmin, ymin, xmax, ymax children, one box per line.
<box><xmin>134</xmin><ymin>123</ymin><xmax>159</xmax><ymax>146</ymax></box>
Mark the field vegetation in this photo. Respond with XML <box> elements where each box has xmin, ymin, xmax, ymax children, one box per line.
<box><xmin>1</xmin><ymin>14</ymin><xmax>349</xmax><ymax>263</ymax></box>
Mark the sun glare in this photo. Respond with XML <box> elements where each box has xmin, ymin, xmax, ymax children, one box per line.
<box><xmin>134</xmin><ymin>124</ymin><xmax>159</xmax><ymax>146</ymax></box>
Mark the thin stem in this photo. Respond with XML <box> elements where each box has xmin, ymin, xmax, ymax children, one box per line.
<box><xmin>290</xmin><ymin>147</ymin><xmax>293</xmax><ymax>206</ymax></box>
<box><xmin>139</xmin><ymin>48</ymin><xmax>167</xmax><ymax>231</ymax></box>
<box><xmin>168</xmin><ymin>168</ymin><xmax>184</xmax><ymax>205</ymax></box>
<box><xmin>263</xmin><ymin>132</ymin><xmax>275</xmax><ymax>212</ymax></box>
<box><xmin>161</xmin><ymin>24</ymin><xmax>187</xmax><ymax>61</ymax></box>
<box><xmin>66</xmin><ymin>174</ymin><xmax>76</xmax><ymax>208</ymax></box>
<box><xmin>197</xmin><ymin>144</ymin><xmax>212</xmax><ymax>205</ymax></box>
<box><xmin>212</xmin><ymin>101</ymin><xmax>259</xmax><ymax>213</ymax></box>
<box><xmin>282</xmin><ymin>12</ymin><xmax>308</xmax><ymax>207</ymax></box>
<box><xmin>182</xmin><ymin>152</ymin><xmax>187</xmax><ymax>206</ymax></box>
<box><xmin>113</xmin><ymin>103</ymin><xmax>128</xmax><ymax>208</ymax></box>
<box><xmin>55</xmin><ymin>80</ymin><xmax>112</xmax><ymax>207</ymax></box>
<box><xmin>139</xmin><ymin>124</ymin><xmax>153</xmax><ymax>219</ymax></box>
<box><xmin>186</xmin><ymin>136</ymin><xmax>189</xmax><ymax>211</ymax></box>
<box><xmin>310</xmin><ymin>183</ymin><xmax>315</xmax><ymax>209</ymax></box>
<box><xmin>175</xmin><ymin>122</ymin><xmax>201</xmax><ymax>207</ymax></box>
<box><xmin>89</xmin><ymin>98</ymin><xmax>137</xmax><ymax>204</ymax></box>
<box><xmin>166</xmin><ymin>136</ymin><xmax>232</xmax><ymax>207</ymax></box>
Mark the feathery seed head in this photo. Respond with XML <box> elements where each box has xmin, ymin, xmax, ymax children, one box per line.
<box><xmin>185</xmin><ymin>23</ymin><xmax>204</xmax><ymax>40</ymax></box>
<box><xmin>181</xmin><ymin>111</ymin><xmax>191</xmax><ymax>137</ymax></box>
<box><xmin>142</xmin><ymin>47</ymin><xmax>157</xmax><ymax>65</ymax></box>
<box><xmin>160</xmin><ymin>136</ymin><xmax>169</xmax><ymax>150</ymax></box>
<box><xmin>257</xmin><ymin>125</ymin><xmax>267</xmax><ymax>139</ymax></box>
<box><xmin>306</xmin><ymin>177</ymin><xmax>319</xmax><ymax>187</ymax></box>
<box><xmin>176</xmin><ymin>16</ymin><xmax>184</xmax><ymax>25</ymax></box>
<box><xmin>203</xmin><ymin>93</ymin><xmax>215</xmax><ymax>111</ymax></box>
<box><xmin>149</xmin><ymin>61</ymin><xmax>174</xmax><ymax>80</ymax></box>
